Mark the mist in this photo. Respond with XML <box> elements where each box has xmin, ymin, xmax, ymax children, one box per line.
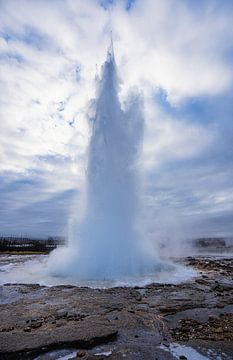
<box><xmin>48</xmin><ymin>45</ymin><xmax>157</xmax><ymax>280</ymax></box>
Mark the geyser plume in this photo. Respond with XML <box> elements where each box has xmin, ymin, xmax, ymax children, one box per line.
<box><xmin>49</xmin><ymin>45</ymin><xmax>155</xmax><ymax>280</ymax></box>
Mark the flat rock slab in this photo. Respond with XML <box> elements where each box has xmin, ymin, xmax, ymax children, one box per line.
<box><xmin>0</xmin><ymin>320</ymin><xmax>117</xmax><ymax>354</ymax></box>
<box><xmin>0</xmin><ymin>256</ymin><xmax>233</xmax><ymax>359</ymax></box>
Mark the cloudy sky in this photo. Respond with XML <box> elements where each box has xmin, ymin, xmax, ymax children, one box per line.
<box><xmin>0</xmin><ymin>0</ymin><xmax>233</xmax><ymax>238</ymax></box>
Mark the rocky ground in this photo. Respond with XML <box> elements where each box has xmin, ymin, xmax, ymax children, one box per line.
<box><xmin>0</xmin><ymin>256</ymin><xmax>233</xmax><ymax>360</ymax></box>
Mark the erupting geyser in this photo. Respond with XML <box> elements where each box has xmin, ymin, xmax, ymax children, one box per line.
<box><xmin>49</xmin><ymin>44</ymin><xmax>156</xmax><ymax>280</ymax></box>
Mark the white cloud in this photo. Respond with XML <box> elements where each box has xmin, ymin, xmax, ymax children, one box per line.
<box><xmin>112</xmin><ymin>0</ymin><xmax>233</xmax><ymax>102</ymax></box>
<box><xmin>142</xmin><ymin>99</ymin><xmax>215</xmax><ymax>169</ymax></box>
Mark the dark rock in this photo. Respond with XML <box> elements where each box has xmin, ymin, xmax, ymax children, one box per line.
<box><xmin>76</xmin><ymin>350</ymin><xmax>87</xmax><ymax>357</ymax></box>
<box><xmin>23</xmin><ymin>327</ymin><xmax>31</xmax><ymax>332</ymax></box>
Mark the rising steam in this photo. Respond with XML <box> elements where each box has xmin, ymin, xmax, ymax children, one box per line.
<box><xmin>49</xmin><ymin>45</ymin><xmax>157</xmax><ymax>280</ymax></box>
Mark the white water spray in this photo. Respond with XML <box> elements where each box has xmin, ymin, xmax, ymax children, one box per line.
<box><xmin>49</xmin><ymin>45</ymin><xmax>159</xmax><ymax>280</ymax></box>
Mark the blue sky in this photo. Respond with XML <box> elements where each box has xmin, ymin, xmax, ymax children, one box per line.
<box><xmin>0</xmin><ymin>0</ymin><xmax>233</xmax><ymax>238</ymax></box>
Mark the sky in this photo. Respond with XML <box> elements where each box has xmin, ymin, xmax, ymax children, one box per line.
<box><xmin>0</xmin><ymin>0</ymin><xmax>233</xmax><ymax>239</ymax></box>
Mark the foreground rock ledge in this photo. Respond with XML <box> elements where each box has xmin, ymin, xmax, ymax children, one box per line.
<box><xmin>0</xmin><ymin>256</ymin><xmax>233</xmax><ymax>359</ymax></box>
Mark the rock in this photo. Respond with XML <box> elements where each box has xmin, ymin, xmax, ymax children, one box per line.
<box><xmin>1</xmin><ymin>255</ymin><xmax>233</xmax><ymax>359</ymax></box>
<box><xmin>215</xmin><ymin>327</ymin><xmax>223</xmax><ymax>333</ymax></box>
<box><xmin>31</xmin><ymin>322</ymin><xmax>42</xmax><ymax>329</ymax></box>
<box><xmin>0</xmin><ymin>323</ymin><xmax>117</xmax><ymax>356</ymax></box>
<box><xmin>77</xmin><ymin>350</ymin><xmax>86</xmax><ymax>357</ymax></box>
<box><xmin>29</xmin><ymin>318</ymin><xmax>43</xmax><ymax>329</ymax></box>
<box><xmin>23</xmin><ymin>327</ymin><xmax>31</xmax><ymax>332</ymax></box>
<box><xmin>128</xmin><ymin>309</ymin><xmax>135</xmax><ymax>313</ymax></box>
<box><xmin>0</xmin><ymin>327</ymin><xmax>14</xmax><ymax>332</ymax></box>
<box><xmin>195</xmin><ymin>279</ymin><xmax>207</xmax><ymax>285</ymax></box>
<box><xmin>56</xmin><ymin>309</ymin><xmax>68</xmax><ymax>318</ymax></box>
<box><xmin>216</xmin><ymin>304</ymin><xmax>225</xmax><ymax>308</ymax></box>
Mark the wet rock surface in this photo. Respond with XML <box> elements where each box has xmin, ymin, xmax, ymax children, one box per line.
<box><xmin>0</xmin><ymin>256</ymin><xmax>232</xmax><ymax>359</ymax></box>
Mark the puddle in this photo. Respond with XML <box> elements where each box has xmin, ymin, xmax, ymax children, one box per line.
<box><xmin>160</xmin><ymin>343</ymin><xmax>210</xmax><ymax>360</ymax></box>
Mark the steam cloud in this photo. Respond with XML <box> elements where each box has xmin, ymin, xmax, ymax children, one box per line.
<box><xmin>49</xmin><ymin>46</ymin><xmax>155</xmax><ymax>280</ymax></box>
